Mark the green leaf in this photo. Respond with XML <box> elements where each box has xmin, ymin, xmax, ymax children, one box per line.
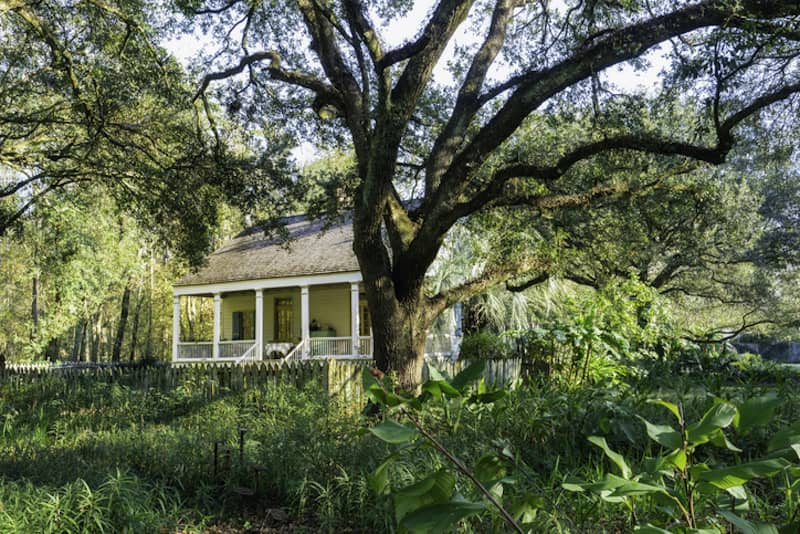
<box><xmin>735</xmin><ymin>394</ymin><xmax>780</xmax><ymax>435</ymax></box>
<box><xmin>698</xmin><ymin>458</ymin><xmax>791</xmax><ymax>489</ymax></box>
<box><xmin>474</xmin><ymin>453</ymin><xmax>507</xmax><ymax>485</ymax></box>
<box><xmin>508</xmin><ymin>493</ymin><xmax>543</xmax><ymax>524</ymax></box>
<box><xmin>710</xmin><ymin>429</ymin><xmax>742</xmax><ymax>452</ymax></box>
<box><xmin>394</xmin><ymin>469</ymin><xmax>456</xmax><ymax>524</ymax></box>
<box><xmin>767</xmin><ymin>423</ymin><xmax>800</xmax><ymax>452</ymax></box>
<box><xmin>400</xmin><ymin>499</ymin><xmax>486</xmax><ymax>533</ymax></box>
<box><xmin>369</xmin><ymin>420</ymin><xmax>419</xmax><ymax>444</ymax></box>
<box><xmin>638</xmin><ymin>416</ymin><xmax>682</xmax><ymax>450</ymax></box>
<box><xmin>368</xmin><ymin>455</ymin><xmax>396</xmax><ymax>495</ymax></box>
<box><xmin>450</xmin><ymin>360</ymin><xmax>486</xmax><ymax>392</ymax></box>
<box><xmin>687</xmin><ymin>402</ymin><xmax>737</xmax><ymax>446</ymax></box>
<box><xmin>634</xmin><ymin>524</ymin><xmax>674</xmax><ymax>534</ymax></box>
<box><xmin>719</xmin><ymin>510</ymin><xmax>779</xmax><ymax>534</ymax></box>
<box><xmin>664</xmin><ymin>448</ymin><xmax>687</xmax><ymax>471</ymax></box>
<box><xmin>648</xmin><ymin>399</ymin><xmax>682</xmax><ymax>422</ymax></box>
<box><xmin>589</xmin><ymin>436</ymin><xmax>632</xmax><ymax>479</ymax></box>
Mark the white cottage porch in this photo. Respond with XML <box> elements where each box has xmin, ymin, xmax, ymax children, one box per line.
<box><xmin>172</xmin><ymin>272</ymin><xmax>372</xmax><ymax>363</ymax></box>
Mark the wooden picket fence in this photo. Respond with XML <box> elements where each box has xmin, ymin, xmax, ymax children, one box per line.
<box><xmin>0</xmin><ymin>358</ymin><xmax>521</xmax><ymax>413</ymax></box>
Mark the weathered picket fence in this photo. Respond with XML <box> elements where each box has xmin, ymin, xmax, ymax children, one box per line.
<box><xmin>0</xmin><ymin>358</ymin><xmax>521</xmax><ymax>412</ymax></box>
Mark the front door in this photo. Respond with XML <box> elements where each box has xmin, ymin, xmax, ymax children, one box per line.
<box><xmin>274</xmin><ymin>298</ymin><xmax>293</xmax><ymax>341</ymax></box>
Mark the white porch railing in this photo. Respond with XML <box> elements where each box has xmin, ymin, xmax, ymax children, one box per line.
<box><xmin>234</xmin><ymin>343</ymin><xmax>258</xmax><ymax>365</ymax></box>
<box><xmin>358</xmin><ymin>336</ymin><xmax>373</xmax><ymax>356</ymax></box>
<box><xmin>176</xmin><ymin>336</ymin><xmax>375</xmax><ymax>363</ymax></box>
<box><xmin>218</xmin><ymin>340</ymin><xmax>256</xmax><ymax>359</ymax></box>
<box><xmin>310</xmin><ymin>337</ymin><xmax>353</xmax><ymax>357</ymax></box>
<box><xmin>177</xmin><ymin>342</ymin><xmax>213</xmax><ymax>359</ymax></box>
<box><xmin>282</xmin><ymin>339</ymin><xmax>307</xmax><ymax>365</ymax></box>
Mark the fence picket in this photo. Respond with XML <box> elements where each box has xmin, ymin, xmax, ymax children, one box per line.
<box><xmin>0</xmin><ymin>358</ymin><xmax>521</xmax><ymax>412</ymax></box>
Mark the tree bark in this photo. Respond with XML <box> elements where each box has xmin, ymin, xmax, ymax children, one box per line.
<box><xmin>128</xmin><ymin>290</ymin><xmax>142</xmax><ymax>362</ymax></box>
<box><xmin>112</xmin><ymin>284</ymin><xmax>131</xmax><ymax>362</ymax></box>
<box><xmin>90</xmin><ymin>312</ymin><xmax>101</xmax><ymax>363</ymax></box>
<box><xmin>31</xmin><ymin>275</ymin><xmax>38</xmax><ymax>338</ymax></box>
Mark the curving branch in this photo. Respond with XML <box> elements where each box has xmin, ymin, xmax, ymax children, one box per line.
<box><xmin>425</xmin><ymin>0</ymin><xmax>521</xmax><ymax>196</ymax></box>
<box><xmin>193</xmin><ymin>50</ymin><xmax>343</xmax><ymax>106</ymax></box>
<box><xmin>427</xmin><ymin>257</ymin><xmax>549</xmax><ymax>317</ymax></box>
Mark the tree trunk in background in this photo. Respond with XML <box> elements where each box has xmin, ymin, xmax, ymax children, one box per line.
<box><xmin>45</xmin><ymin>337</ymin><xmax>60</xmax><ymax>362</ymax></box>
<box><xmin>112</xmin><ymin>284</ymin><xmax>131</xmax><ymax>362</ymax></box>
<box><xmin>74</xmin><ymin>320</ymin><xmax>87</xmax><ymax>362</ymax></box>
<box><xmin>128</xmin><ymin>290</ymin><xmax>142</xmax><ymax>362</ymax></box>
<box><xmin>90</xmin><ymin>312</ymin><xmax>101</xmax><ymax>363</ymax></box>
<box><xmin>71</xmin><ymin>322</ymin><xmax>82</xmax><ymax>361</ymax></box>
<box><xmin>31</xmin><ymin>275</ymin><xmax>39</xmax><ymax>338</ymax></box>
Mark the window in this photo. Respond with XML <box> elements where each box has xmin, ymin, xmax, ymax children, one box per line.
<box><xmin>231</xmin><ymin>311</ymin><xmax>255</xmax><ymax>340</ymax></box>
<box><xmin>274</xmin><ymin>298</ymin><xmax>293</xmax><ymax>341</ymax></box>
<box><xmin>359</xmin><ymin>297</ymin><xmax>371</xmax><ymax>336</ymax></box>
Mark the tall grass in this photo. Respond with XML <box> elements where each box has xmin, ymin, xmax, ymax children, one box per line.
<box><xmin>1</xmin><ymin>356</ymin><xmax>797</xmax><ymax>532</ymax></box>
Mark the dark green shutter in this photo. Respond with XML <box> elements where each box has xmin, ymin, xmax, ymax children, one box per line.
<box><xmin>232</xmin><ymin>311</ymin><xmax>243</xmax><ymax>340</ymax></box>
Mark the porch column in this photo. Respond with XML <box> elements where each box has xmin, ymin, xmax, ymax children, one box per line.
<box><xmin>212</xmin><ymin>293</ymin><xmax>221</xmax><ymax>359</ymax></box>
<box><xmin>172</xmin><ymin>295</ymin><xmax>180</xmax><ymax>361</ymax></box>
<box><xmin>300</xmin><ymin>286</ymin><xmax>309</xmax><ymax>357</ymax></box>
<box><xmin>255</xmin><ymin>289</ymin><xmax>264</xmax><ymax>360</ymax></box>
<box><xmin>350</xmin><ymin>283</ymin><xmax>359</xmax><ymax>357</ymax></box>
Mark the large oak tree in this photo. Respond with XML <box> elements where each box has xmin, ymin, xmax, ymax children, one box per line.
<box><xmin>189</xmin><ymin>1</ymin><xmax>800</xmax><ymax>385</ymax></box>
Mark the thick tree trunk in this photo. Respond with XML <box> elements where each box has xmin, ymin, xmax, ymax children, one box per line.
<box><xmin>112</xmin><ymin>284</ymin><xmax>131</xmax><ymax>362</ymax></box>
<box><xmin>354</xmin><ymin>223</ymin><xmax>433</xmax><ymax>389</ymax></box>
<box><xmin>369</xmin><ymin>296</ymin><xmax>430</xmax><ymax>389</ymax></box>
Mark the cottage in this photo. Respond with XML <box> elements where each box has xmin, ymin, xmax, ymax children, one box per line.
<box><xmin>172</xmin><ymin>215</ymin><xmax>461</xmax><ymax>363</ymax></box>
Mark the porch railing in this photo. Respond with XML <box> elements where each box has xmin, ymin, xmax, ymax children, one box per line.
<box><xmin>218</xmin><ymin>340</ymin><xmax>256</xmax><ymax>359</ymax></box>
<box><xmin>234</xmin><ymin>343</ymin><xmax>258</xmax><ymax>365</ymax></box>
<box><xmin>177</xmin><ymin>342</ymin><xmax>213</xmax><ymax>359</ymax></box>
<box><xmin>358</xmin><ymin>336</ymin><xmax>373</xmax><ymax>356</ymax></box>
<box><xmin>282</xmin><ymin>339</ymin><xmax>307</xmax><ymax>365</ymax></box>
<box><xmin>309</xmin><ymin>337</ymin><xmax>353</xmax><ymax>357</ymax></box>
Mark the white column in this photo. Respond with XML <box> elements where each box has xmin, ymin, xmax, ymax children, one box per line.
<box><xmin>255</xmin><ymin>289</ymin><xmax>264</xmax><ymax>360</ymax></box>
<box><xmin>212</xmin><ymin>293</ymin><xmax>221</xmax><ymax>359</ymax></box>
<box><xmin>350</xmin><ymin>283</ymin><xmax>360</xmax><ymax>357</ymax></box>
<box><xmin>172</xmin><ymin>295</ymin><xmax>180</xmax><ymax>361</ymax></box>
<box><xmin>300</xmin><ymin>286</ymin><xmax>310</xmax><ymax>357</ymax></box>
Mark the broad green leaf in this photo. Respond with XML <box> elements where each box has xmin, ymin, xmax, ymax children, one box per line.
<box><xmin>604</xmin><ymin>475</ymin><xmax>667</xmax><ymax>498</ymax></box>
<box><xmin>648</xmin><ymin>399</ymin><xmax>682</xmax><ymax>422</ymax></box>
<box><xmin>735</xmin><ymin>394</ymin><xmax>780</xmax><ymax>435</ymax></box>
<box><xmin>634</xmin><ymin>524</ymin><xmax>674</xmax><ymax>534</ymax></box>
<box><xmin>368</xmin><ymin>455</ymin><xmax>396</xmax><ymax>495</ymax></box>
<box><xmin>450</xmin><ymin>360</ymin><xmax>485</xmax><ymax>392</ymax></box>
<box><xmin>687</xmin><ymin>402</ymin><xmax>737</xmax><ymax>446</ymax></box>
<box><xmin>589</xmin><ymin>436</ymin><xmax>632</xmax><ymax>479</ymax></box>
<box><xmin>474</xmin><ymin>389</ymin><xmax>506</xmax><ymax>404</ymax></box>
<box><xmin>427</xmin><ymin>365</ymin><xmax>447</xmax><ymax>383</ymax></box>
<box><xmin>474</xmin><ymin>453</ymin><xmax>507</xmax><ymax>485</ymax></box>
<box><xmin>664</xmin><ymin>448</ymin><xmax>687</xmax><ymax>471</ymax></box>
<box><xmin>401</xmin><ymin>499</ymin><xmax>486</xmax><ymax>533</ymax></box>
<box><xmin>395</xmin><ymin>469</ymin><xmax>455</xmax><ymax>524</ymax></box>
<box><xmin>710</xmin><ymin>429</ymin><xmax>742</xmax><ymax>452</ymax></box>
<box><xmin>562</xmin><ymin>476</ymin><xmax>590</xmax><ymax>492</ymax></box>
<box><xmin>369</xmin><ymin>419</ymin><xmax>419</xmax><ymax>444</ymax></box>
<box><xmin>698</xmin><ymin>458</ymin><xmax>791</xmax><ymax>489</ymax></box>
<box><xmin>767</xmin><ymin>423</ymin><xmax>800</xmax><ymax>452</ymax></box>
<box><xmin>638</xmin><ymin>416</ymin><xmax>682</xmax><ymax>449</ymax></box>
<box><xmin>719</xmin><ymin>510</ymin><xmax>779</xmax><ymax>534</ymax></box>
<box><xmin>508</xmin><ymin>493</ymin><xmax>544</xmax><ymax>524</ymax></box>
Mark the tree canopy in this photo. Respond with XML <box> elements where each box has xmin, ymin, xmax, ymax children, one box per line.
<box><xmin>178</xmin><ymin>0</ymin><xmax>800</xmax><ymax>384</ymax></box>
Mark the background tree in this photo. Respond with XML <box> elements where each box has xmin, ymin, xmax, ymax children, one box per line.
<box><xmin>184</xmin><ymin>0</ymin><xmax>800</xmax><ymax>385</ymax></box>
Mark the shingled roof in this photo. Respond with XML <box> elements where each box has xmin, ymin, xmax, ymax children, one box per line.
<box><xmin>175</xmin><ymin>215</ymin><xmax>359</xmax><ymax>286</ymax></box>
